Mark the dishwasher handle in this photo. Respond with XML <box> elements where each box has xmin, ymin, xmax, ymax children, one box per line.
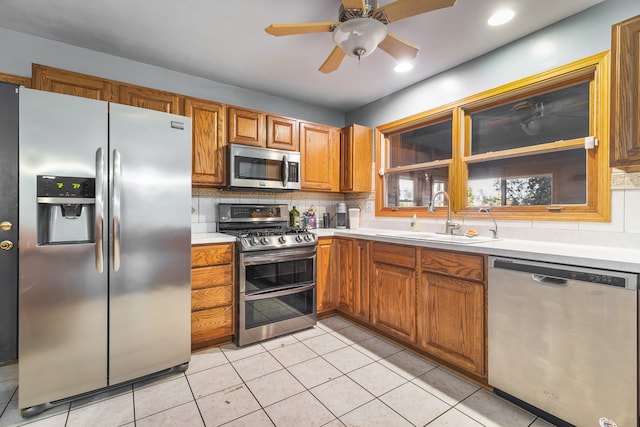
<box><xmin>532</xmin><ymin>274</ymin><xmax>567</xmax><ymax>286</ymax></box>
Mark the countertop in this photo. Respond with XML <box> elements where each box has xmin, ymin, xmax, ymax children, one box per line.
<box><xmin>312</xmin><ymin>228</ymin><xmax>640</xmax><ymax>273</ymax></box>
<box><xmin>192</xmin><ymin>228</ymin><xmax>640</xmax><ymax>273</ymax></box>
<box><xmin>191</xmin><ymin>232</ymin><xmax>236</xmax><ymax>245</ymax></box>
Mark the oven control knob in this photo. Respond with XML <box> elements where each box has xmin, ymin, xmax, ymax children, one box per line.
<box><xmin>249</xmin><ymin>237</ymin><xmax>259</xmax><ymax>246</ymax></box>
<box><xmin>278</xmin><ymin>236</ymin><xmax>287</xmax><ymax>244</ymax></box>
<box><xmin>295</xmin><ymin>235</ymin><xmax>303</xmax><ymax>243</ymax></box>
<box><xmin>260</xmin><ymin>237</ymin><xmax>269</xmax><ymax>245</ymax></box>
<box><xmin>303</xmin><ymin>234</ymin><xmax>312</xmax><ymax>242</ymax></box>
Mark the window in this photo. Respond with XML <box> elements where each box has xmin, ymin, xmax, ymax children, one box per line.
<box><xmin>376</xmin><ymin>52</ymin><xmax>610</xmax><ymax>222</ymax></box>
<box><xmin>378</xmin><ymin>112</ymin><xmax>454</xmax><ymax>211</ymax></box>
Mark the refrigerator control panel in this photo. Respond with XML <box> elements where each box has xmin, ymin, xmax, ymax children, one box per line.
<box><xmin>37</xmin><ymin>175</ymin><xmax>95</xmax><ymax>198</ymax></box>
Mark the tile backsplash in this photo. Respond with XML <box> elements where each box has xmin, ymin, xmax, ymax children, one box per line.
<box><xmin>192</xmin><ymin>171</ymin><xmax>640</xmax><ymax>248</ymax></box>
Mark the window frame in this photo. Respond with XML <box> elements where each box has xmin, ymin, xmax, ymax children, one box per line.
<box><xmin>375</xmin><ymin>52</ymin><xmax>611</xmax><ymax>222</ymax></box>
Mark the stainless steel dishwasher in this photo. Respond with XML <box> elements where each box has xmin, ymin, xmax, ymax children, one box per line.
<box><xmin>488</xmin><ymin>257</ymin><xmax>638</xmax><ymax>427</ymax></box>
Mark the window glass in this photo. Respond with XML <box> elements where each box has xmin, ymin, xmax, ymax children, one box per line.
<box><xmin>470</xmin><ymin>81</ymin><xmax>590</xmax><ymax>155</ymax></box>
<box><xmin>385</xmin><ymin>167</ymin><xmax>448</xmax><ymax>208</ymax></box>
<box><xmin>467</xmin><ymin>149</ymin><xmax>586</xmax><ymax>206</ymax></box>
<box><xmin>389</xmin><ymin>120</ymin><xmax>452</xmax><ymax>167</ymax></box>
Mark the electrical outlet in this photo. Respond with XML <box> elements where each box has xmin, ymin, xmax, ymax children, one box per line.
<box><xmin>365</xmin><ymin>201</ymin><xmax>374</xmax><ymax>213</ymax></box>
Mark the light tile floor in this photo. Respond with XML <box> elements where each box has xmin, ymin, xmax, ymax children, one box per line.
<box><xmin>0</xmin><ymin>316</ymin><xmax>557</xmax><ymax>427</ymax></box>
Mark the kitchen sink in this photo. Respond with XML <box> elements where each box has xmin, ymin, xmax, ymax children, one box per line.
<box><xmin>376</xmin><ymin>232</ymin><xmax>499</xmax><ymax>244</ymax></box>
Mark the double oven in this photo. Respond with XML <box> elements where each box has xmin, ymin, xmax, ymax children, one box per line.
<box><xmin>218</xmin><ymin>204</ymin><xmax>317</xmax><ymax>346</ymax></box>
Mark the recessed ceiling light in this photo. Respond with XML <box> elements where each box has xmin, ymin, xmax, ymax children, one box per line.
<box><xmin>394</xmin><ymin>61</ymin><xmax>413</xmax><ymax>73</ymax></box>
<box><xmin>488</xmin><ymin>9</ymin><xmax>515</xmax><ymax>26</ymax></box>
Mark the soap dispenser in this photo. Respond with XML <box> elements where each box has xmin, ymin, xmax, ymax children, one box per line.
<box><xmin>411</xmin><ymin>214</ymin><xmax>419</xmax><ymax>231</ymax></box>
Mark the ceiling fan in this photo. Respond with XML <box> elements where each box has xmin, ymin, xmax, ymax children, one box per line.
<box><xmin>265</xmin><ymin>0</ymin><xmax>457</xmax><ymax>73</ymax></box>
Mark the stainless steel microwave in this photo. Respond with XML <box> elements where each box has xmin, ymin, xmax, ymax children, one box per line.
<box><xmin>228</xmin><ymin>144</ymin><xmax>301</xmax><ymax>191</ymax></box>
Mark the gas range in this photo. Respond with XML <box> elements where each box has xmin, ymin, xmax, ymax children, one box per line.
<box><xmin>218</xmin><ymin>203</ymin><xmax>317</xmax><ymax>251</ymax></box>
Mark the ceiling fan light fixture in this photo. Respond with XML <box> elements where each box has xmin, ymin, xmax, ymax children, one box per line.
<box><xmin>333</xmin><ymin>18</ymin><xmax>388</xmax><ymax>58</ymax></box>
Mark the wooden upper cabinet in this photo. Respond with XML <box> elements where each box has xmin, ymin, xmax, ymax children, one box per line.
<box><xmin>267</xmin><ymin>115</ymin><xmax>299</xmax><ymax>151</ymax></box>
<box><xmin>0</xmin><ymin>72</ymin><xmax>31</xmax><ymax>88</ymax></box>
<box><xmin>341</xmin><ymin>124</ymin><xmax>372</xmax><ymax>192</ymax></box>
<box><xmin>611</xmin><ymin>15</ymin><xmax>640</xmax><ymax>171</ymax></box>
<box><xmin>300</xmin><ymin>121</ymin><xmax>340</xmax><ymax>192</ymax></box>
<box><xmin>228</xmin><ymin>106</ymin><xmax>265</xmax><ymax>147</ymax></box>
<box><xmin>32</xmin><ymin>64</ymin><xmax>114</xmax><ymax>101</ymax></box>
<box><xmin>118</xmin><ymin>84</ymin><xmax>181</xmax><ymax>114</ymax></box>
<box><xmin>185</xmin><ymin>97</ymin><xmax>226</xmax><ymax>187</ymax></box>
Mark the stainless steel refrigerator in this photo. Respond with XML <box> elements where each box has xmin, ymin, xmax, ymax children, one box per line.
<box><xmin>18</xmin><ymin>88</ymin><xmax>192</xmax><ymax>415</ymax></box>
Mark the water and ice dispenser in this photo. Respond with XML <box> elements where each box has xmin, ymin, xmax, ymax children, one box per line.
<box><xmin>37</xmin><ymin>175</ymin><xmax>95</xmax><ymax>245</ymax></box>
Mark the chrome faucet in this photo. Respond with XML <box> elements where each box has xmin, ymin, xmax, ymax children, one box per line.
<box><xmin>428</xmin><ymin>191</ymin><xmax>460</xmax><ymax>235</ymax></box>
<box><xmin>479</xmin><ymin>208</ymin><xmax>498</xmax><ymax>239</ymax></box>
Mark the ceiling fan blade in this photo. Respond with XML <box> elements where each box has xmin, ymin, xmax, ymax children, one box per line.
<box><xmin>342</xmin><ymin>0</ymin><xmax>366</xmax><ymax>12</ymax></box>
<box><xmin>265</xmin><ymin>22</ymin><xmax>339</xmax><ymax>36</ymax></box>
<box><xmin>376</xmin><ymin>0</ymin><xmax>456</xmax><ymax>23</ymax></box>
<box><xmin>319</xmin><ymin>46</ymin><xmax>346</xmax><ymax>74</ymax></box>
<box><xmin>378</xmin><ymin>32</ymin><xmax>420</xmax><ymax>61</ymax></box>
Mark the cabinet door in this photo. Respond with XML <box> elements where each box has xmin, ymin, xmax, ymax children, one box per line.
<box><xmin>316</xmin><ymin>237</ymin><xmax>338</xmax><ymax>314</ymax></box>
<box><xmin>228</xmin><ymin>107</ymin><xmax>265</xmax><ymax>147</ymax></box>
<box><xmin>300</xmin><ymin>121</ymin><xmax>340</xmax><ymax>191</ymax></box>
<box><xmin>352</xmin><ymin>239</ymin><xmax>371</xmax><ymax>322</ymax></box>
<box><xmin>417</xmin><ymin>273</ymin><xmax>485</xmax><ymax>377</ymax></box>
<box><xmin>32</xmin><ymin>64</ymin><xmax>114</xmax><ymax>101</ymax></box>
<box><xmin>267</xmin><ymin>115</ymin><xmax>299</xmax><ymax>151</ymax></box>
<box><xmin>190</xmin><ymin>243</ymin><xmax>235</xmax><ymax>349</ymax></box>
<box><xmin>118</xmin><ymin>84</ymin><xmax>181</xmax><ymax>114</ymax></box>
<box><xmin>340</xmin><ymin>124</ymin><xmax>372</xmax><ymax>192</ymax></box>
<box><xmin>611</xmin><ymin>15</ymin><xmax>640</xmax><ymax>171</ymax></box>
<box><xmin>337</xmin><ymin>239</ymin><xmax>353</xmax><ymax>313</ymax></box>
<box><xmin>185</xmin><ymin>97</ymin><xmax>226</xmax><ymax>187</ymax></box>
<box><xmin>371</xmin><ymin>262</ymin><xmax>416</xmax><ymax>343</ymax></box>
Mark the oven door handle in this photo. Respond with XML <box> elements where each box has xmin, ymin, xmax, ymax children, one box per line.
<box><xmin>242</xmin><ymin>250</ymin><xmax>316</xmax><ymax>265</ymax></box>
<box><xmin>243</xmin><ymin>283</ymin><xmax>316</xmax><ymax>301</ymax></box>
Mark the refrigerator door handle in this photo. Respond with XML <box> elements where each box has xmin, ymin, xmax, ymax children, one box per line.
<box><xmin>112</xmin><ymin>149</ymin><xmax>121</xmax><ymax>271</ymax></box>
<box><xmin>95</xmin><ymin>147</ymin><xmax>106</xmax><ymax>272</ymax></box>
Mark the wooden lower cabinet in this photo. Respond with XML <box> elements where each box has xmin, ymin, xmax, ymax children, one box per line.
<box><xmin>191</xmin><ymin>243</ymin><xmax>235</xmax><ymax>350</ymax></box>
<box><xmin>316</xmin><ymin>237</ymin><xmax>338</xmax><ymax>314</ymax></box>
<box><xmin>351</xmin><ymin>239</ymin><xmax>371</xmax><ymax>322</ymax></box>
<box><xmin>416</xmin><ymin>249</ymin><xmax>486</xmax><ymax>378</ymax></box>
<box><xmin>337</xmin><ymin>238</ymin><xmax>353</xmax><ymax>313</ymax></box>
<box><xmin>336</xmin><ymin>238</ymin><xmax>370</xmax><ymax>322</ymax></box>
<box><xmin>370</xmin><ymin>242</ymin><xmax>416</xmax><ymax>343</ymax></box>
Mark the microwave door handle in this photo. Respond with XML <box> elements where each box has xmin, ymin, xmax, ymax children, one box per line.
<box><xmin>281</xmin><ymin>154</ymin><xmax>289</xmax><ymax>187</ymax></box>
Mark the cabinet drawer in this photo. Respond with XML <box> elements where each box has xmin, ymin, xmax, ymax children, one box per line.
<box><xmin>421</xmin><ymin>249</ymin><xmax>484</xmax><ymax>283</ymax></box>
<box><xmin>192</xmin><ymin>243</ymin><xmax>234</xmax><ymax>267</ymax></box>
<box><xmin>192</xmin><ymin>264</ymin><xmax>233</xmax><ymax>290</ymax></box>
<box><xmin>192</xmin><ymin>285</ymin><xmax>232</xmax><ymax>311</ymax></box>
<box><xmin>372</xmin><ymin>242</ymin><xmax>415</xmax><ymax>269</ymax></box>
<box><xmin>191</xmin><ymin>306</ymin><xmax>233</xmax><ymax>344</ymax></box>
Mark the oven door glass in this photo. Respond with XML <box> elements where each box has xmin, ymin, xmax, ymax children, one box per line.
<box><xmin>244</xmin><ymin>287</ymin><xmax>315</xmax><ymax>329</ymax></box>
<box><xmin>242</xmin><ymin>253</ymin><xmax>315</xmax><ymax>294</ymax></box>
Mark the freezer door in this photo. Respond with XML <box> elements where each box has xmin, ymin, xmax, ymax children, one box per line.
<box><xmin>18</xmin><ymin>89</ymin><xmax>109</xmax><ymax>409</ymax></box>
<box><xmin>108</xmin><ymin>103</ymin><xmax>191</xmax><ymax>385</ymax></box>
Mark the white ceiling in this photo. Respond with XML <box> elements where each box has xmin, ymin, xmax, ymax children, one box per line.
<box><xmin>0</xmin><ymin>0</ymin><xmax>605</xmax><ymax>112</ymax></box>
